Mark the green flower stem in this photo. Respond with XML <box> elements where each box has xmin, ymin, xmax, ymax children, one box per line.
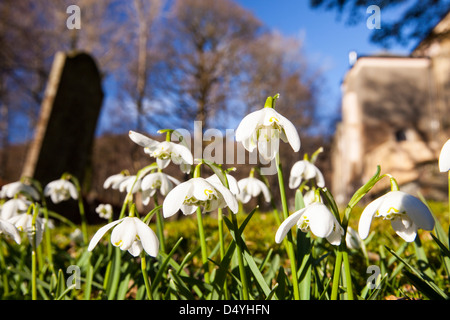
<box><xmin>77</xmin><ymin>196</ymin><xmax>89</xmax><ymax>246</ymax></box>
<box><xmin>69</xmin><ymin>176</ymin><xmax>89</xmax><ymax>245</ymax></box>
<box><xmin>30</xmin><ymin>204</ymin><xmax>39</xmax><ymax>300</ymax></box>
<box><xmin>196</xmin><ymin>207</ymin><xmax>210</xmax><ymax>284</ymax></box>
<box><xmin>342</xmin><ymin>249</ymin><xmax>354</xmax><ymax>300</ymax></box>
<box><xmin>107</xmin><ymin>247</ymin><xmax>122</xmax><ymax>300</ymax></box>
<box><xmin>275</xmin><ymin>154</ymin><xmax>300</xmax><ymax>300</ymax></box>
<box><xmin>330</xmin><ymin>250</ymin><xmax>343</xmax><ymax>300</ymax></box>
<box><xmin>40</xmin><ymin>197</ymin><xmax>54</xmax><ymax>273</ymax></box>
<box><xmin>219</xmin><ymin>166</ymin><xmax>249</xmax><ymax>300</ymax></box>
<box><xmin>154</xmin><ymin>194</ymin><xmax>166</xmax><ymax>254</ymax></box>
<box><xmin>218</xmin><ymin>208</ymin><xmax>225</xmax><ymax>259</ymax></box>
<box><xmin>217</xmin><ymin>207</ymin><xmax>230</xmax><ymax>299</ymax></box>
<box><xmin>0</xmin><ymin>243</ymin><xmax>9</xmax><ymax>297</ymax></box>
<box><xmin>192</xmin><ymin>163</ymin><xmax>211</xmax><ymax>283</ymax></box>
<box><xmin>141</xmin><ymin>253</ymin><xmax>153</xmax><ymax>300</ymax></box>
<box><xmin>257</xmin><ymin>167</ymin><xmax>282</xmax><ymax>226</ymax></box>
<box><xmin>105</xmin><ymin>178</ymin><xmax>133</xmax><ymax>299</ymax></box>
<box><xmin>231</xmin><ymin>211</ymin><xmax>249</xmax><ymax>300</ymax></box>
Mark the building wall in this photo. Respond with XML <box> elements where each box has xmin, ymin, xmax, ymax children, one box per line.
<box><xmin>332</xmin><ymin>12</ymin><xmax>450</xmax><ymax>205</ymax></box>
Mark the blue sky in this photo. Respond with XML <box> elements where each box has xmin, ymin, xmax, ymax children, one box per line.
<box><xmin>94</xmin><ymin>0</ymin><xmax>415</xmax><ymax>137</ymax></box>
<box><xmin>235</xmin><ymin>0</ymin><xmax>412</xmax><ymax>132</ymax></box>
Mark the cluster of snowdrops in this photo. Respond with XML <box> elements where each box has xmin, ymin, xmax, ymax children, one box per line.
<box><xmin>1</xmin><ymin>94</ymin><xmax>450</xmax><ymax>300</ymax></box>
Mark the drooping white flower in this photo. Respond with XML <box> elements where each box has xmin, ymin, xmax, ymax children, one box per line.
<box><xmin>163</xmin><ymin>177</ymin><xmax>238</xmax><ymax>218</ymax></box>
<box><xmin>205</xmin><ymin>173</ymin><xmax>240</xmax><ymax>196</ymax></box>
<box><xmin>44</xmin><ymin>179</ymin><xmax>78</xmax><ymax>204</ymax></box>
<box><xmin>88</xmin><ymin>217</ymin><xmax>159</xmax><ymax>257</ymax></box>
<box><xmin>358</xmin><ymin>191</ymin><xmax>435</xmax><ymax>242</ymax></box>
<box><xmin>235</xmin><ymin>106</ymin><xmax>300</xmax><ymax>161</ymax></box>
<box><xmin>289</xmin><ymin>160</ymin><xmax>325</xmax><ymax>189</ymax></box>
<box><xmin>96</xmin><ymin>203</ymin><xmax>113</xmax><ymax>220</ymax></box>
<box><xmin>103</xmin><ymin>172</ymin><xmax>129</xmax><ymax>190</ymax></box>
<box><xmin>117</xmin><ymin>175</ymin><xmax>141</xmax><ymax>194</ymax></box>
<box><xmin>141</xmin><ymin>172</ymin><xmax>180</xmax><ymax>205</ymax></box>
<box><xmin>0</xmin><ymin>218</ymin><xmax>22</xmax><ymax>244</ymax></box>
<box><xmin>438</xmin><ymin>139</ymin><xmax>450</xmax><ymax>172</ymax></box>
<box><xmin>275</xmin><ymin>202</ymin><xmax>343</xmax><ymax>246</ymax></box>
<box><xmin>129</xmin><ymin>130</ymin><xmax>193</xmax><ymax>173</ymax></box>
<box><xmin>0</xmin><ymin>181</ymin><xmax>40</xmax><ymax>201</ymax></box>
<box><xmin>236</xmin><ymin>177</ymin><xmax>271</xmax><ymax>204</ymax></box>
<box><xmin>0</xmin><ymin>198</ymin><xmax>30</xmax><ymax>220</ymax></box>
<box><xmin>9</xmin><ymin>213</ymin><xmax>44</xmax><ymax>247</ymax></box>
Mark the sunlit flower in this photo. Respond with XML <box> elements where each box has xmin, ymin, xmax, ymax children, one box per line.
<box><xmin>88</xmin><ymin>217</ymin><xmax>159</xmax><ymax>257</ymax></box>
<box><xmin>96</xmin><ymin>203</ymin><xmax>113</xmax><ymax>220</ymax></box>
<box><xmin>236</xmin><ymin>177</ymin><xmax>270</xmax><ymax>204</ymax></box>
<box><xmin>0</xmin><ymin>181</ymin><xmax>40</xmax><ymax>201</ymax></box>
<box><xmin>235</xmin><ymin>105</ymin><xmax>300</xmax><ymax>161</ymax></box>
<box><xmin>439</xmin><ymin>139</ymin><xmax>450</xmax><ymax>172</ymax></box>
<box><xmin>9</xmin><ymin>213</ymin><xmax>44</xmax><ymax>247</ymax></box>
<box><xmin>0</xmin><ymin>198</ymin><xmax>30</xmax><ymax>220</ymax></box>
<box><xmin>163</xmin><ymin>177</ymin><xmax>238</xmax><ymax>217</ymax></box>
<box><xmin>275</xmin><ymin>202</ymin><xmax>343</xmax><ymax>245</ymax></box>
<box><xmin>0</xmin><ymin>218</ymin><xmax>22</xmax><ymax>244</ymax></box>
<box><xmin>289</xmin><ymin>160</ymin><xmax>325</xmax><ymax>189</ymax></box>
<box><xmin>44</xmin><ymin>179</ymin><xmax>78</xmax><ymax>204</ymax></box>
<box><xmin>205</xmin><ymin>173</ymin><xmax>240</xmax><ymax>196</ymax></box>
<box><xmin>358</xmin><ymin>191</ymin><xmax>435</xmax><ymax>242</ymax></box>
<box><xmin>129</xmin><ymin>130</ymin><xmax>193</xmax><ymax>173</ymax></box>
<box><xmin>141</xmin><ymin>172</ymin><xmax>180</xmax><ymax>205</ymax></box>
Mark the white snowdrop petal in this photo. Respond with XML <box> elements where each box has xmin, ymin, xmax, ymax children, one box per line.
<box><xmin>275</xmin><ymin>209</ymin><xmax>306</xmax><ymax>244</ymax></box>
<box><xmin>163</xmin><ymin>181</ymin><xmax>193</xmax><ymax>218</ymax></box>
<box><xmin>358</xmin><ymin>195</ymin><xmax>385</xmax><ymax>240</ymax></box>
<box><xmin>438</xmin><ymin>139</ymin><xmax>450</xmax><ymax>172</ymax></box>
<box><xmin>88</xmin><ymin>219</ymin><xmax>124</xmax><ymax>252</ymax></box>
<box><xmin>134</xmin><ymin>218</ymin><xmax>159</xmax><ymax>257</ymax></box>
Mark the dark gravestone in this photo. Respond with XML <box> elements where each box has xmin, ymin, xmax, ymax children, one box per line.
<box><xmin>22</xmin><ymin>51</ymin><xmax>103</xmax><ymax>189</ymax></box>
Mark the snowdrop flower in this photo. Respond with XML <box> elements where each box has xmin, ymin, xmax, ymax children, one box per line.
<box><xmin>237</xmin><ymin>177</ymin><xmax>271</xmax><ymax>204</ymax></box>
<box><xmin>438</xmin><ymin>139</ymin><xmax>450</xmax><ymax>172</ymax></box>
<box><xmin>88</xmin><ymin>217</ymin><xmax>159</xmax><ymax>257</ymax></box>
<box><xmin>96</xmin><ymin>203</ymin><xmax>113</xmax><ymax>220</ymax></box>
<box><xmin>103</xmin><ymin>172</ymin><xmax>130</xmax><ymax>190</ymax></box>
<box><xmin>129</xmin><ymin>130</ymin><xmax>193</xmax><ymax>173</ymax></box>
<box><xmin>163</xmin><ymin>177</ymin><xmax>238</xmax><ymax>218</ymax></box>
<box><xmin>117</xmin><ymin>175</ymin><xmax>141</xmax><ymax>194</ymax></box>
<box><xmin>0</xmin><ymin>218</ymin><xmax>22</xmax><ymax>244</ymax></box>
<box><xmin>205</xmin><ymin>173</ymin><xmax>240</xmax><ymax>196</ymax></box>
<box><xmin>289</xmin><ymin>160</ymin><xmax>325</xmax><ymax>189</ymax></box>
<box><xmin>235</xmin><ymin>97</ymin><xmax>300</xmax><ymax>161</ymax></box>
<box><xmin>358</xmin><ymin>191</ymin><xmax>435</xmax><ymax>242</ymax></box>
<box><xmin>0</xmin><ymin>181</ymin><xmax>40</xmax><ymax>201</ymax></box>
<box><xmin>9</xmin><ymin>213</ymin><xmax>44</xmax><ymax>247</ymax></box>
<box><xmin>140</xmin><ymin>171</ymin><xmax>180</xmax><ymax>205</ymax></box>
<box><xmin>0</xmin><ymin>198</ymin><xmax>30</xmax><ymax>220</ymax></box>
<box><xmin>275</xmin><ymin>202</ymin><xmax>343</xmax><ymax>246</ymax></box>
<box><xmin>44</xmin><ymin>179</ymin><xmax>78</xmax><ymax>204</ymax></box>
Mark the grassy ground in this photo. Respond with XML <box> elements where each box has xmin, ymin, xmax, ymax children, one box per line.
<box><xmin>2</xmin><ymin>200</ymin><xmax>449</xmax><ymax>300</ymax></box>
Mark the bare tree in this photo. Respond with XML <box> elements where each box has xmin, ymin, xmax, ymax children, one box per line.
<box><xmin>154</xmin><ymin>0</ymin><xmax>263</xmax><ymax>129</ymax></box>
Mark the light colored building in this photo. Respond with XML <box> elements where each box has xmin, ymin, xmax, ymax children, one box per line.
<box><xmin>332</xmin><ymin>11</ymin><xmax>450</xmax><ymax>205</ymax></box>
